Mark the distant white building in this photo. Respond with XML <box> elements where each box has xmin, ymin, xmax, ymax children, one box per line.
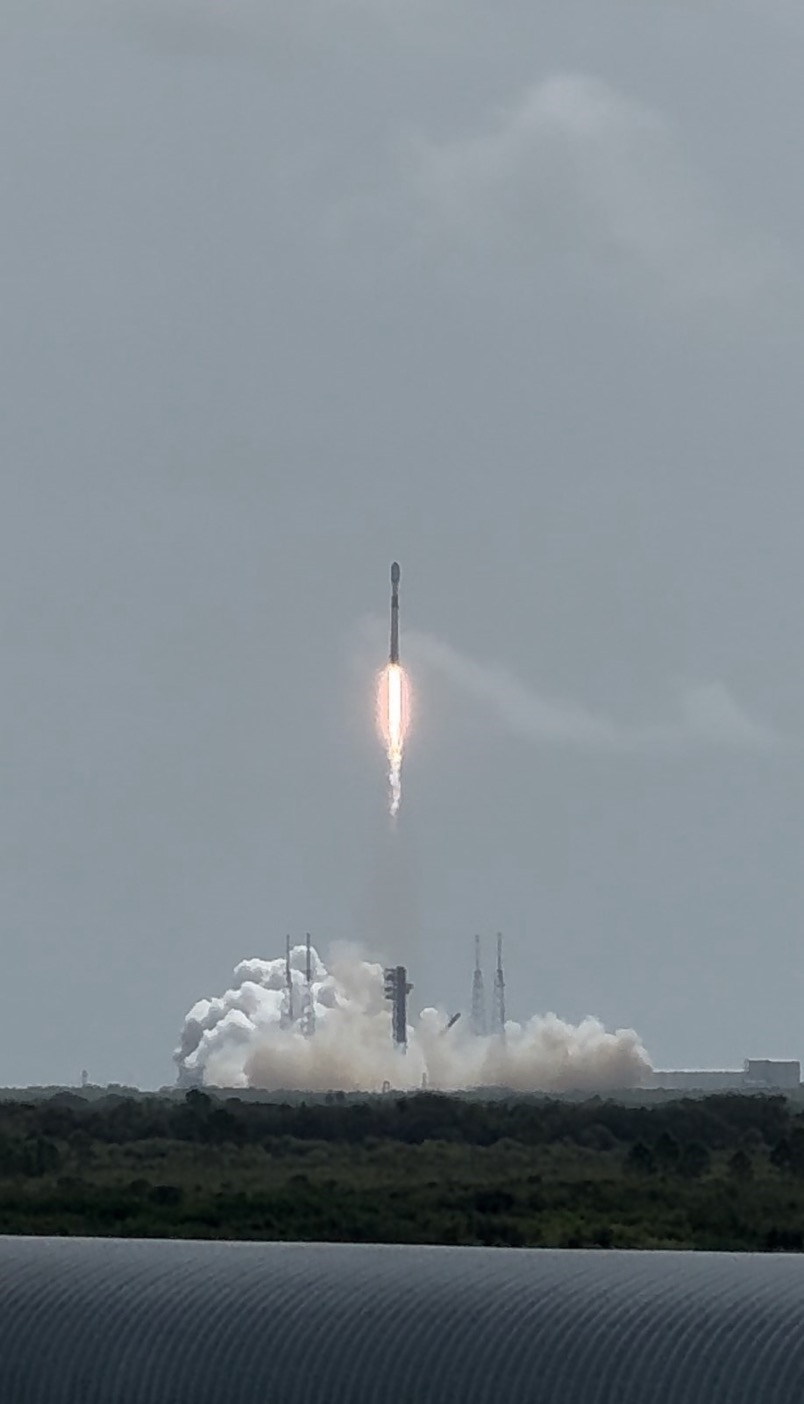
<box><xmin>743</xmin><ymin>1059</ymin><xmax>801</xmax><ymax>1090</ymax></box>
<box><xmin>643</xmin><ymin>1060</ymin><xmax>801</xmax><ymax>1093</ymax></box>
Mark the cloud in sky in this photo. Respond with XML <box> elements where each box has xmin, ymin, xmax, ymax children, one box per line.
<box><xmin>43</xmin><ymin>5</ymin><xmax>787</xmax><ymax>315</ymax></box>
<box><xmin>393</xmin><ymin>73</ymin><xmax>785</xmax><ymax>308</ymax></box>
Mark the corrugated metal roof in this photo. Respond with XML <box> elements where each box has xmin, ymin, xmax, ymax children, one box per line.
<box><xmin>1</xmin><ymin>1238</ymin><xmax>804</xmax><ymax>1402</ymax></box>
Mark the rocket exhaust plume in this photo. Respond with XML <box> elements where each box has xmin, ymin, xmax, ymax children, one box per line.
<box><xmin>377</xmin><ymin>562</ymin><xmax>411</xmax><ymax>817</ymax></box>
<box><xmin>174</xmin><ymin>942</ymin><xmax>651</xmax><ymax>1093</ymax></box>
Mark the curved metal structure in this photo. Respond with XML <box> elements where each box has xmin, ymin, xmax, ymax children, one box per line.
<box><xmin>2</xmin><ymin>1238</ymin><xmax>804</xmax><ymax>1401</ymax></box>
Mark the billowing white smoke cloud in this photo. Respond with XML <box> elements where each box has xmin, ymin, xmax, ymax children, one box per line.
<box><xmin>175</xmin><ymin>945</ymin><xmax>650</xmax><ymax>1094</ymax></box>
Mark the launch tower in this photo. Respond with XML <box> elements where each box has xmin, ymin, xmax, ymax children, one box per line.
<box><xmin>471</xmin><ymin>935</ymin><xmax>486</xmax><ymax>1037</ymax></box>
<box><xmin>280</xmin><ymin>935</ymin><xmax>296</xmax><ymax>1029</ymax></box>
<box><xmin>383</xmin><ymin>965</ymin><xmax>412</xmax><ymax>1052</ymax></box>
<box><xmin>300</xmin><ymin>933</ymin><xmax>316</xmax><ymax>1038</ymax></box>
<box><xmin>491</xmin><ymin>933</ymin><xmax>506</xmax><ymax>1038</ymax></box>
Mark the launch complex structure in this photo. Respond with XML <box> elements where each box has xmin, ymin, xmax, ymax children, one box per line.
<box><xmin>279</xmin><ymin>936</ymin><xmax>506</xmax><ymax>1056</ymax></box>
<box><xmin>384</xmin><ymin>936</ymin><xmax>507</xmax><ymax>1053</ymax></box>
<box><xmin>281</xmin><ymin>934</ymin><xmax>316</xmax><ymax>1038</ymax></box>
<box><xmin>471</xmin><ymin>935</ymin><xmax>506</xmax><ymax>1039</ymax></box>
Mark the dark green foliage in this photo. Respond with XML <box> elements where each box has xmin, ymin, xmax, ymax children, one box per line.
<box><xmin>473</xmin><ymin>1189</ymin><xmax>515</xmax><ymax>1214</ymax></box>
<box><xmin>627</xmin><ymin>1141</ymin><xmax>654</xmax><ymax>1174</ymax></box>
<box><xmin>679</xmin><ymin>1142</ymin><xmax>710</xmax><ymax>1179</ymax></box>
<box><xmin>728</xmin><ymin>1149</ymin><xmax>753</xmax><ymax>1181</ymax></box>
<box><xmin>654</xmin><ymin>1133</ymin><xmax>681</xmax><ymax>1170</ymax></box>
<box><xmin>0</xmin><ymin>1089</ymin><xmax>800</xmax><ymax>1249</ymax></box>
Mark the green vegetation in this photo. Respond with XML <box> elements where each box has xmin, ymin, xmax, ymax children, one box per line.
<box><xmin>0</xmin><ymin>1088</ymin><xmax>804</xmax><ymax>1248</ymax></box>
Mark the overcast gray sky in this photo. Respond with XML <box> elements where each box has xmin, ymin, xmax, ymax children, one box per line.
<box><xmin>2</xmin><ymin>0</ymin><xmax>804</xmax><ymax>1086</ymax></box>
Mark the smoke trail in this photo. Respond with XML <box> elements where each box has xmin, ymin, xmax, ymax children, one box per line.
<box><xmin>406</xmin><ymin>630</ymin><xmax>776</xmax><ymax>752</ymax></box>
<box><xmin>175</xmin><ymin>944</ymin><xmax>650</xmax><ymax>1093</ymax></box>
<box><xmin>376</xmin><ymin>663</ymin><xmax>411</xmax><ymax>816</ymax></box>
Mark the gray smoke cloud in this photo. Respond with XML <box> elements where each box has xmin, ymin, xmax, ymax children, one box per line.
<box><xmin>175</xmin><ymin>943</ymin><xmax>651</xmax><ymax>1094</ymax></box>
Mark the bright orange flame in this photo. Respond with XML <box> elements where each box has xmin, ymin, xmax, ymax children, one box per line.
<box><xmin>376</xmin><ymin>663</ymin><xmax>411</xmax><ymax>815</ymax></box>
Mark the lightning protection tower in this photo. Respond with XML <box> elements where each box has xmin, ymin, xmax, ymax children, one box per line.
<box><xmin>471</xmin><ymin>935</ymin><xmax>487</xmax><ymax>1037</ymax></box>
<box><xmin>491</xmin><ymin>933</ymin><xmax>506</xmax><ymax>1038</ymax></box>
<box><xmin>280</xmin><ymin>935</ymin><xmax>296</xmax><ymax>1029</ymax></box>
<box><xmin>383</xmin><ymin>965</ymin><xmax>412</xmax><ymax>1052</ymax></box>
<box><xmin>300</xmin><ymin>932</ymin><xmax>316</xmax><ymax>1038</ymax></box>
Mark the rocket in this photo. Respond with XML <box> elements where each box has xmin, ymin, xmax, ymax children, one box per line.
<box><xmin>389</xmin><ymin>561</ymin><xmax>400</xmax><ymax>664</ymax></box>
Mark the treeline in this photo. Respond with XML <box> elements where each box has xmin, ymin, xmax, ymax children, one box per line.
<box><xmin>1</xmin><ymin>1089</ymin><xmax>804</xmax><ymax>1249</ymax></box>
<box><xmin>0</xmin><ymin>1086</ymin><xmax>797</xmax><ymax>1154</ymax></box>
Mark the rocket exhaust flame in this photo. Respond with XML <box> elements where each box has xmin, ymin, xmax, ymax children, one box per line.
<box><xmin>377</xmin><ymin>562</ymin><xmax>410</xmax><ymax>816</ymax></box>
<box><xmin>377</xmin><ymin>662</ymin><xmax>410</xmax><ymax>816</ymax></box>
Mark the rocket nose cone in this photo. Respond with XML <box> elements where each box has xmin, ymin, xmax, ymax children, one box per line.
<box><xmin>391</xmin><ymin>562</ymin><xmax>400</xmax><ymax>585</ymax></box>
